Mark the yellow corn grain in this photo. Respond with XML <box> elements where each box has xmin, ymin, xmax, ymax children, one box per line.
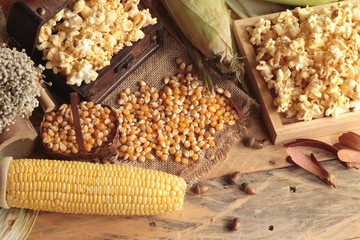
<box><xmin>0</xmin><ymin>157</ymin><xmax>186</xmax><ymax>216</ymax></box>
<box><xmin>115</xmin><ymin>60</ymin><xmax>240</xmax><ymax>165</ymax></box>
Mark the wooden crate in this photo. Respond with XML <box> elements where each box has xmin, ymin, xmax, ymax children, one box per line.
<box><xmin>233</xmin><ymin>0</ymin><xmax>360</xmax><ymax>145</ymax></box>
<box><xmin>6</xmin><ymin>0</ymin><xmax>163</xmax><ymax>103</ymax></box>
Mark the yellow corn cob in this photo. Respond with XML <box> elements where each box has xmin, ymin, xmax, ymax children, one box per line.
<box><xmin>0</xmin><ymin>157</ymin><xmax>187</xmax><ymax>215</ymax></box>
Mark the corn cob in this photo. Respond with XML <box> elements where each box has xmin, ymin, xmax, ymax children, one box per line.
<box><xmin>160</xmin><ymin>0</ymin><xmax>249</xmax><ymax>93</ymax></box>
<box><xmin>161</xmin><ymin>0</ymin><xmax>236</xmax><ymax>69</ymax></box>
<box><xmin>0</xmin><ymin>157</ymin><xmax>187</xmax><ymax>215</ymax></box>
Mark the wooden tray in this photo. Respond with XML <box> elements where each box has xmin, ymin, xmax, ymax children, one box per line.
<box><xmin>233</xmin><ymin>0</ymin><xmax>360</xmax><ymax>145</ymax></box>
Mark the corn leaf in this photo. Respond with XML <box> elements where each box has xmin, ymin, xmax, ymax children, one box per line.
<box><xmin>226</xmin><ymin>0</ymin><xmax>289</xmax><ymax>19</ymax></box>
<box><xmin>160</xmin><ymin>0</ymin><xmax>236</xmax><ymax>69</ymax></box>
<box><xmin>264</xmin><ymin>0</ymin><xmax>339</xmax><ymax>6</ymax></box>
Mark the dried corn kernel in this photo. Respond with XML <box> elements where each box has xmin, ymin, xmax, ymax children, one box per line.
<box><xmin>115</xmin><ymin>59</ymin><xmax>240</xmax><ymax>164</ymax></box>
<box><xmin>41</xmin><ymin>102</ymin><xmax>117</xmax><ymax>154</ymax></box>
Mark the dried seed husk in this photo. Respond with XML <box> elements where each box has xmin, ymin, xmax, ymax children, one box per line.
<box><xmin>338</xmin><ymin>132</ymin><xmax>360</xmax><ymax>151</ymax></box>
<box><xmin>192</xmin><ymin>184</ymin><xmax>209</xmax><ymax>195</ymax></box>
<box><xmin>244</xmin><ymin>137</ymin><xmax>264</xmax><ymax>149</ymax></box>
<box><xmin>283</xmin><ymin>139</ymin><xmax>338</xmax><ymax>154</ymax></box>
<box><xmin>240</xmin><ymin>182</ymin><xmax>256</xmax><ymax>195</ymax></box>
<box><xmin>230</xmin><ymin>217</ymin><xmax>241</xmax><ymax>232</ymax></box>
<box><xmin>333</xmin><ymin>143</ymin><xmax>359</xmax><ymax>169</ymax></box>
<box><xmin>227</xmin><ymin>171</ymin><xmax>241</xmax><ymax>185</ymax></box>
<box><xmin>308</xmin><ymin>153</ymin><xmax>336</xmax><ymax>187</ymax></box>
<box><xmin>337</xmin><ymin>149</ymin><xmax>360</xmax><ymax>164</ymax></box>
<box><xmin>286</xmin><ymin>147</ymin><xmax>336</xmax><ymax>187</ymax></box>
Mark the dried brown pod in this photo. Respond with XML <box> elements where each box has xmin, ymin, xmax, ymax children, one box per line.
<box><xmin>240</xmin><ymin>182</ymin><xmax>257</xmax><ymax>195</ymax></box>
<box><xmin>284</xmin><ymin>138</ymin><xmax>357</xmax><ymax>169</ymax></box>
<box><xmin>230</xmin><ymin>217</ymin><xmax>241</xmax><ymax>232</ymax></box>
<box><xmin>333</xmin><ymin>143</ymin><xmax>359</xmax><ymax>169</ymax></box>
<box><xmin>244</xmin><ymin>137</ymin><xmax>264</xmax><ymax>149</ymax></box>
<box><xmin>338</xmin><ymin>149</ymin><xmax>360</xmax><ymax>163</ymax></box>
<box><xmin>192</xmin><ymin>184</ymin><xmax>209</xmax><ymax>195</ymax></box>
<box><xmin>283</xmin><ymin>138</ymin><xmax>338</xmax><ymax>154</ymax></box>
<box><xmin>338</xmin><ymin>132</ymin><xmax>360</xmax><ymax>151</ymax></box>
<box><xmin>227</xmin><ymin>171</ymin><xmax>241</xmax><ymax>185</ymax></box>
<box><xmin>286</xmin><ymin>147</ymin><xmax>336</xmax><ymax>188</ymax></box>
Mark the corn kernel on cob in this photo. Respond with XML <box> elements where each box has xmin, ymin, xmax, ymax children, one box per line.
<box><xmin>0</xmin><ymin>157</ymin><xmax>186</xmax><ymax>215</ymax></box>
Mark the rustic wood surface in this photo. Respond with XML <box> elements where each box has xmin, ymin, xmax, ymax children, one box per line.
<box><xmin>1</xmin><ymin>1</ymin><xmax>359</xmax><ymax>239</ymax></box>
<box><xmin>27</xmin><ymin>159</ymin><xmax>360</xmax><ymax>240</ymax></box>
<box><xmin>26</xmin><ymin>114</ymin><xmax>360</xmax><ymax>240</ymax></box>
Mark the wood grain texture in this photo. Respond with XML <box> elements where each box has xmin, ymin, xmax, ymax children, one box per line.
<box><xmin>233</xmin><ymin>0</ymin><xmax>360</xmax><ymax>145</ymax></box>
<box><xmin>204</xmin><ymin>115</ymin><xmax>342</xmax><ymax>179</ymax></box>
<box><xmin>27</xmin><ymin>160</ymin><xmax>360</xmax><ymax>240</ymax></box>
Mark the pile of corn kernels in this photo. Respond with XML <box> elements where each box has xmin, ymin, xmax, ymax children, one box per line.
<box><xmin>42</xmin><ymin>102</ymin><xmax>117</xmax><ymax>154</ymax></box>
<box><xmin>115</xmin><ymin>58</ymin><xmax>240</xmax><ymax>165</ymax></box>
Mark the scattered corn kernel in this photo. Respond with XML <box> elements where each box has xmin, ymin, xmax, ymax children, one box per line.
<box><xmin>115</xmin><ymin>59</ymin><xmax>240</xmax><ymax>165</ymax></box>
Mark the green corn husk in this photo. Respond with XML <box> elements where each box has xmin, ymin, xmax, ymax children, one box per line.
<box><xmin>161</xmin><ymin>0</ymin><xmax>236</xmax><ymax>69</ymax></box>
<box><xmin>160</xmin><ymin>0</ymin><xmax>247</xmax><ymax>93</ymax></box>
<box><xmin>264</xmin><ymin>0</ymin><xmax>340</xmax><ymax>6</ymax></box>
<box><xmin>226</xmin><ymin>0</ymin><xmax>289</xmax><ymax>19</ymax></box>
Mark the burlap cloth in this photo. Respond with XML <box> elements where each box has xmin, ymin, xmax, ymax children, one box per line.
<box><xmin>102</xmin><ymin>32</ymin><xmax>258</xmax><ymax>186</ymax></box>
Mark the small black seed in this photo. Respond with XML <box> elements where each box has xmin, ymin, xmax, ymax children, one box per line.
<box><xmin>289</xmin><ymin>186</ymin><xmax>297</xmax><ymax>193</ymax></box>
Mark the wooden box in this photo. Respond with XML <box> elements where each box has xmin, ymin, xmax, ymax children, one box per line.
<box><xmin>233</xmin><ymin>0</ymin><xmax>360</xmax><ymax>145</ymax></box>
<box><xmin>6</xmin><ymin>0</ymin><xmax>163</xmax><ymax>103</ymax></box>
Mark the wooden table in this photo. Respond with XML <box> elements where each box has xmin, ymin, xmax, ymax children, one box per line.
<box><xmin>26</xmin><ymin>115</ymin><xmax>360</xmax><ymax>240</ymax></box>
<box><xmin>1</xmin><ymin>1</ymin><xmax>359</xmax><ymax>239</ymax></box>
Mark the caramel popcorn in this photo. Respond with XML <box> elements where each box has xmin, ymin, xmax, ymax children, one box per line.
<box><xmin>247</xmin><ymin>2</ymin><xmax>360</xmax><ymax>121</ymax></box>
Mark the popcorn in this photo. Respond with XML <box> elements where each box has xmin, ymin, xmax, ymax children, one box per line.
<box><xmin>37</xmin><ymin>0</ymin><xmax>157</xmax><ymax>86</ymax></box>
<box><xmin>247</xmin><ymin>2</ymin><xmax>360</xmax><ymax>121</ymax></box>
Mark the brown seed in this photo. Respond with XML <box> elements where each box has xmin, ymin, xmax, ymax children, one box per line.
<box><xmin>227</xmin><ymin>171</ymin><xmax>241</xmax><ymax>185</ymax></box>
<box><xmin>192</xmin><ymin>184</ymin><xmax>209</xmax><ymax>195</ymax></box>
<box><xmin>240</xmin><ymin>182</ymin><xmax>256</xmax><ymax>195</ymax></box>
<box><xmin>244</xmin><ymin>137</ymin><xmax>264</xmax><ymax>149</ymax></box>
<box><xmin>230</xmin><ymin>217</ymin><xmax>241</xmax><ymax>232</ymax></box>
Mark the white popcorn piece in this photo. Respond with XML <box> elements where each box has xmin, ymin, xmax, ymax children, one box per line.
<box><xmin>67</xmin><ymin>60</ymin><xmax>98</xmax><ymax>86</ymax></box>
<box><xmin>247</xmin><ymin>2</ymin><xmax>360</xmax><ymax>121</ymax></box>
<box><xmin>36</xmin><ymin>0</ymin><xmax>157</xmax><ymax>86</ymax></box>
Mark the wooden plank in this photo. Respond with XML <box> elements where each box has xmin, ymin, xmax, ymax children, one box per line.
<box><xmin>233</xmin><ymin>0</ymin><xmax>360</xmax><ymax>145</ymax></box>
<box><xmin>204</xmin><ymin>115</ymin><xmax>345</xmax><ymax>179</ymax></box>
<box><xmin>27</xmin><ymin>160</ymin><xmax>360</xmax><ymax>240</ymax></box>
